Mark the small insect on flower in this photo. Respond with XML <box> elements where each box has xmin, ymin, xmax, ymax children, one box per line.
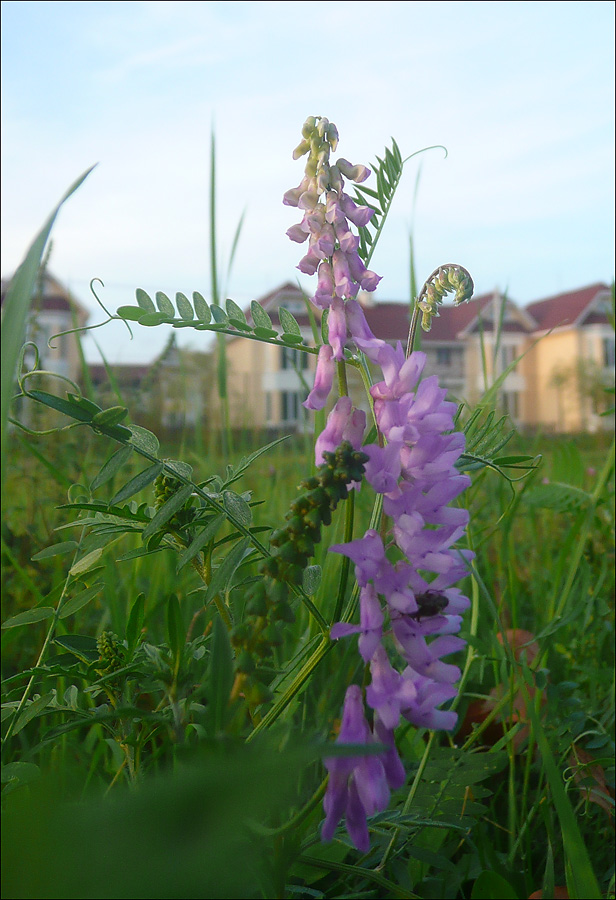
<box><xmin>410</xmin><ymin>591</ymin><xmax>449</xmax><ymax>621</ymax></box>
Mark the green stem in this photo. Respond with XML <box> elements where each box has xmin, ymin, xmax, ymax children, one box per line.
<box><xmin>248</xmin><ymin>777</ymin><xmax>328</xmax><ymax>838</ymax></box>
<box><xmin>1</xmin><ymin>528</ymin><xmax>88</xmax><ymax>758</ymax></box>
<box><xmin>210</xmin><ymin>130</ymin><xmax>232</xmax><ymax>456</ymax></box>
<box><xmin>405</xmin><ymin>303</ymin><xmax>421</xmax><ymax>358</ymax></box>
<box><xmin>190</xmin><ymin>556</ymin><xmax>233</xmax><ymax>630</ymax></box>
<box><xmin>247</xmin><ymin>637</ymin><xmax>332</xmax><ymax>740</ymax></box>
<box><xmin>379</xmin><ymin>731</ymin><xmax>437</xmax><ymax>869</ymax></box>
<box><xmin>549</xmin><ymin>438</ymin><xmax>614</xmax><ymax>622</ymax></box>
<box><xmin>337</xmin><ymin>359</ymin><xmax>349</xmax><ymax>397</ymax></box>
<box><xmin>333</xmin><ymin>491</ymin><xmax>355</xmax><ymax>623</ymax></box>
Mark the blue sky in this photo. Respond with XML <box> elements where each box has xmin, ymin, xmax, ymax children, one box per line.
<box><xmin>2</xmin><ymin>0</ymin><xmax>614</xmax><ymax>363</ymax></box>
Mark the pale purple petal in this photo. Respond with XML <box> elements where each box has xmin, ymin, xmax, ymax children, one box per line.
<box><xmin>304</xmin><ymin>345</ymin><xmax>335</xmax><ymax>410</ymax></box>
<box><xmin>327</xmin><ymin>297</ymin><xmax>348</xmax><ymax>359</ymax></box>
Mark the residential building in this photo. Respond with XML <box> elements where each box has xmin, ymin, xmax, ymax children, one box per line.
<box><xmin>1</xmin><ymin>271</ymin><xmax>90</xmax><ymax>385</ymax></box>
<box><xmin>223</xmin><ymin>281</ymin><xmax>614</xmax><ymax>433</ymax></box>
<box><xmin>523</xmin><ymin>283</ymin><xmax>614</xmax><ymax>432</ymax></box>
<box><xmin>89</xmin><ymin>335</ymin><xmax>213</xmax><ymax>431</ymax></box>
<box><xmin>221</xmin><ymin>284</ymin><xmax>317</xmax><ymax>431</ymax></box>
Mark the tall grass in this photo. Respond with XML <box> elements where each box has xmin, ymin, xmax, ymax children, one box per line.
<box><xmin>1</xmin><ymin>147</ymin><xmax>613</xmax><ymax>900</ymax></box>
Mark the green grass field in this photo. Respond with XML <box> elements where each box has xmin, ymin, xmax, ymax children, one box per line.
<box><xmin>2</xmin><ymin>421</ymin><xmax>614</xmax><ymax>900</ymax></box>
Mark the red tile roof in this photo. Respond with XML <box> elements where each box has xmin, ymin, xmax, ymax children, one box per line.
<box><xmin>361</xmin><ymin>292</ymin><xmax>518</xmax><ymax>343</ymax></box>
<box><xmin>245</xmin><ymin>281</ymin><xmax>612</xmax><ymax>346</ymax></box>
<box><xmin>1</xmin><ymin>272</ymin><xmax>89</xmax><ymax>319</ymax></box>
<box><xmin>525</xmin><ymin>283</ymin><xmax>610</xmax><ymax>331</ymax></box>
<box><xmin>246</xmin><ymin>282</ymin><xmax>315</xmax><ymax>328</ymax></box>
<box><xmin>88</xmin><ymin>363</ymin><xmax>150</xmax><ymax>385</ymax></box>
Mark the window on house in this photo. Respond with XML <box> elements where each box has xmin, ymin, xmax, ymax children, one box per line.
<box><xmin>603</xmin><ymin>336</ymin><xmax>615</xmax><ymax>368</ymax></box>
<box><xmin>501</xmin><ymin>344</ymin><xmax>518</xmax><ymax>370</ymax></box>
<box><xmin>265</xmin><ymin>392</ymin><xmax>272</xmax><ymax>423</ymax></box>
<box><xmin>281</xmin><ymin>390</ymin><xmax>301</xmax><ymax>422</ymax></box>
<box><xmin>436</xmin><ymin>347</ymin><xmax>452</xmax><ymax>366</ymax></box>
<box><xmin>279</xmin><ymin>299</ymin><xmax>305</xmax><ymax>314</ymax></box>
<box><xmin>501</xmin><ymin>392</ymin><xmax>519</xmax><ymax>419</ymax></box>
<box><xmin>280</xmin><ymin>345</ymin><xmax>309</xmax><ymax>370</ymax></box>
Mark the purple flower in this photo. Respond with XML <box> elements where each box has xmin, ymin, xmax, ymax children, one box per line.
<box><xmin>391</xmin><ymin>622</ymin><xmax>465</xmax><ymax>684</ymax></box>
<box><xmin>371</xmin><ymin>348</ymin><xmax>426</xmax><ymax>401</ymax></box>
<box><xmin>327</xmin><ymin>297</ymin><xmax>348</xmax><ymax>359</ymax></box>
<box><xmin>339</xmin><ymin>191</ymin><xmax>375</xmax><ymax>228</ymax></box>
<box><xmin>336</xmin><ymin>158</ymin><xmax>371</xmax><ymax>184</ymax></box>
<box><xmin>313</xmin><ymin>261</ymin><xmax>335</xmax><ymax>308</ymax></box>
<box><xmin>286</xmin><ymin>222</ymin><xmax>309</xmax><ymax>243</ymax></box>
<box><xmin>322</xmin><ymin>685</ymin><xmax>390</xmax><ymax>852</ymax></box>
<box><xmin>362</xmin><ymin>442</ymin><xmax>403</xmax><ymax>495</ymax></box>
<box><xmin>366</xmin><ymin>645</ymin><xmax>418</xmax><ymax>730</ymax></box>
<box><xmin>314</xmin><ymin>397</ymin><xmax>366</xmax><ymax>465</ymax></box>
<box><xmin>373</xmin><ymin>715</ymin><xmax>406</xmax><ymax>789</ymax></box>
<box><xmin>344</xmin><ymin>299</ymin><xmax>384</xmax><ymax>358</ymax></box>
<box><xmin>330</xmin><ymin>529</ymin><xmax>389</xmax><ymax>588</ymax></box>
<box><xmin>332</xmin><ymin>249</ymin><xmax>356</xmax><ymax>299</ymax></box>
<box><xmin>400</xmin><ymin>670</ymin><xmax>459</xmax><ymax>731</ymax></box>
<box><xmin>304</xmin><ymin>345</ymin><xmax>335</xmax><ymax>411</ymax></box>
<box><xmin>330</xmin><ymin>583</ymin><xmax>383</xmax><ymax>662</ymax></box>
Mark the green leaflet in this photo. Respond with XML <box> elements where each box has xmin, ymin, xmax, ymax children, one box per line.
<box><xmin>278</xmin><ymin>307</ymin><xmax>302</xmax><ymax>336</ymax></box>
<box><xmin>2</xmin><ymin>607</ymin><xmax>55</xmax><ymax>629</ymax></box>
<box><xmin>175</xmin><ymin>292</ymin><xmax>194</xmax><ymax>320</ymax></box>
<box><xmin>135</xmin><ymin>288</ymin><xmax>156</xmax><ymax>312</ymax></box>
<box><xmin>142</xmin><ymin>484</ymin><xmax>194</xmax><ymax>539</ymax></box>
<box><xmin>109</xmin><ymin>463</ymin><xmax>163</xmax><ymax>505</ymax></box>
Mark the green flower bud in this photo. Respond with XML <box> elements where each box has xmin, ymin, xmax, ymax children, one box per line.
<box><xmin>246</xmin><ymin>590</ymin><xmax>268</xmax><ymax>617</ymax></box>
<box><xmin>269</xmin><ymin>528</ymin><xmax>289</xmax><ymax>548</ymax></box>
<box><xmin>286</xmin><ymin>515</ymin><xmax>305</xmax><ymax>535</ymax></box>
<box><xmin>97</xmin><ymin>632</ymin><xmax>125</xmax><ymax>672</ymax></box>
<box><xmin>263</xmin><ymin>622</ymin><xmax>283</xmax><ymax>646</ymax></box>
<box><xmin>231</xmin><ymin>622</ymin><xmax>252</xmax><ymax>646</ymax></box>
<box><xmin>245</xmin><ymin>680</ymin><xmax>272</xmax><ymax>706</ymax></box>
<box><xmin>268</xmin><ymin>581</ymin><xmax>289</xmax><ymax>607</ymax></box>
<box><xmin>236</xmin><ymin>651</ymin><xmax>256</xmax><ymax>674</ymax></box>
<box><xmin>301</xmin><ymin>116</ymin><xmax>317</xmax><ymax>138</ymax></box>
<box><xmin>272</xmin><ymin>600</ymin><xmax>295</xmax><ymax>624</ymax></box>
<box><xmin>278</xmin><ymin>541</ymin><xmax>302</xmax><ymax>564</ymax></box>
<box><xmin>327</xmin><ymin>122</ymin><xmax>339</xmax><ymax>150</ymax></box>
<box><xmin>294</xmin><ymin>535</ymin><xmax>315</xmax><ymax>558</ymax></box>
<box><xmin>293</xmin><ymin>140</ymin><xmax>311</xmax><ymax>160</ymax></box>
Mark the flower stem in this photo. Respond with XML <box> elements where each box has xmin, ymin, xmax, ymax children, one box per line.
<box><xmin>405</xmin><ymin>303</ymin><xmax>421</xmax><ymax>358</ymax></box>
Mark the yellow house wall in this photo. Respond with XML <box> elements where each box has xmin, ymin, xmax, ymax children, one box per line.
<box><xmin>525</xmin><ymin>329</ymin><xmax>582</xmax><ymax>431</ymax></box>
<box><xmin>224</xmin><ymin>336</ymin><xmax>267</xmax><ymax>428</ymax></box>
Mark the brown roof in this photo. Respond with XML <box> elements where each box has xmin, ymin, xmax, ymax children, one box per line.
<box><xmin>244</xmin><ymin>281</ymin><xmax>612</xmax><ymax>346</ymax></box>
<box><xmin>1</xmin><ymin>271</ymin><xmax>89</xmax><ymax>320</ymax></box>
<box><xmin>361</xmin><ymin>292</ymin><xmax>523</xmax><ymax>343</ymax></box>
<box><xmin>525</xmin><ymin>283</ymin><xmax>611</xmax><ymax>331</ymax></box>
<box><xmin>88</xmin><ymin>363</ymin><xmax>150</xmax><ymax>386</ymax></box>
<box><xmin>252</xmin><ymin>282</ymin><xmax>315</xmax><ymax>327</ymax></box>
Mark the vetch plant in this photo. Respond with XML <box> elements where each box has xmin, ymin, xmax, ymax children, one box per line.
<box><xmin>283</xmin><ymin>116</ymin><xmax>474</xmax><ymax>849</ymax></box>
<box><xmin>5</xmin><ymin>113</ymin><xmax>604</xmax><ymax>900</ymax></box>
